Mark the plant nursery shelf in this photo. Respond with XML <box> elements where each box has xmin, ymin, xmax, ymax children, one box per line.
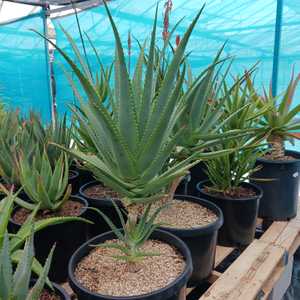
<box><xmin>187</xmin><ymin>202</ymin><xmax>300</xmax><ymax>300</ymax></box>
<box><xmin>63</xmin><ymin>203</ymin><xmax>300</xmax><ymax>300</ymax></box>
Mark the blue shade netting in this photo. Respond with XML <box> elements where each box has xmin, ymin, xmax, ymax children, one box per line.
<box><xmin>52</xmin><ymin>0</ymin><xmax>279</xmax><ymax>114</ymax></box>
<box><xmin>0</xmin><ymin>11</ymin><xmax>52</xmax><ymax>121</ymax></box>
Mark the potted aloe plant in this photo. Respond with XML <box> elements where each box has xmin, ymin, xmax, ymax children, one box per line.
<box><xmin>36</xmin><ymin>1</ymin><xmax>212</xmax><ymax>298</ymax></box>
<box><xmin>250</xmin><ymin>74</ymin><xmax>300</xmax><ymax>220</ymax></box>
<box><xmin>22</xmin><ymin>112</ymin><xmax>80</xmax><ymax>193</ymax></box>
<box><xmin>0</xmin><ymin>187</ymin><xmax>76</xmax><ymax>275</ymax></box>
<box><xmin>0</xmin><ymin>230</ymin><xmax>70</xmax><ymax>300</ymax></box>
<box><xmin>196</xmin><ymin>76</ymin><xmax>267</xmax><ymax>247</ymax></box>
<box><xmin>0</xmin><ymin>110</ymin><xmax>25</xmax><ymax>197</ymax></box>
<box><xmin>152</xmin><ymin>72</ymin><xmax>264</xmax><ymax>282</ymax></box>
<box><xmin>10</xmin><ymin>148</ymin><xmax>90</xmax><ymax>282</ymax></box>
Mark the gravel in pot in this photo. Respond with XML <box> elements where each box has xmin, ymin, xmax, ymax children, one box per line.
<box><xmin>152</xmin><ymin>195</ymin><xmax>223</xmax><ymax>285</ymax></box>
<box><xmin>68</xmin><ymin>229</ymin><xmax>193</xmax><ymax>300</ymax></box>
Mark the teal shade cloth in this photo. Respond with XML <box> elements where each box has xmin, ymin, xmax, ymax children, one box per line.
<box><xmin>0</xmin><ymin>10</ymin><xmax>52</xmax><ymax>121</ymax></box>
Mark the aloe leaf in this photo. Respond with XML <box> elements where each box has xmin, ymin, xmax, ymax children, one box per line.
<box><xmin>59</xmin><ymin>25</ymin><xmax>93</xmax><ymax>82</ymax></box>
<box><xmin>145</xmin><ymin>5</ymin><xmax>204</xmax><ymax>134</ymax></box>
<box><xmin>12</xmin><ymin>231</ymin><xmax>34</xmax><ymax>299</ymax></box>
<box><xmin>138</xmin><ymin>4</ymin><xmax>158</xmax><ymax>135</ymax></box>
<box><xmin>0</xmin><ymin>233</ymin><xmax>12</xmax><ymax>299</ymax></box>
<box><xmin>0</xmin><ymin>193</ymin><xmax>14</xmax><ymax>245</ymax></box>
<box><xmin>27</xmin><ymin>245</ymin><xmax>55</xmax><ymax>300</ymax></box>
<box><xmin>103</xmin><ymin>1</ymin><xmax>139</xmax><ymax>153</ymax></box>
<box><xmin>88</xmin><ymin>207</ymin><xmax>125</xmax><ymax>242</ymax></box>
<box><xmin>11</xmin><ymin>251</ymin><xmax>52</xmax><ymax>289</ymax></box>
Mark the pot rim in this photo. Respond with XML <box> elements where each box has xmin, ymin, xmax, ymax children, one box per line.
<box><xmin>30</xmin><ymin>280</ymin><xmax>71</xmax><ymax>300</ymax></box>
<box><xmin>69</xmin><ymin>169</ymin><xmax>80</xmax><ymax>179</ymax></box>
<box><xmin>196</xmin><ymin>180</ymin><xmax>263</xmax><ymax>202</ymax></box>
<box><xmin>159</xmin><ymin>195</ymin><xmax>223</xmax><ymax>237</ymax></box>
<box><xmin>10</xmin><ymin>195</ymin><xmax>89</xmax><ymax>227</ymax></box>
<box><xmin>79</xmin><ymin>180</ymin><xmax>122</xmax><ymax>206</ymax></box>
<box><xmin>257</xmin><ymin>150</ymin><xmax>300</xmax><ymax>164</ymax></box>
<box><xmin>68</xmin><ymin>229</ymin><xmax>193</xmax><ymax>300</ymax></box>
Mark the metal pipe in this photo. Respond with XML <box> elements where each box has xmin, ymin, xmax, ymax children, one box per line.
<box><xmin>271</xmin><ymin>0</ymin><xmax>284</xmax><ymax>97</ymax></box>
<box><xmin>42</xmin><ymin>2</ymin><xmax>56</xmax><ymax>126</ymax></box>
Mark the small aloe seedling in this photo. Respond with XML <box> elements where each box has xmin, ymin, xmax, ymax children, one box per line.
<box><xmin>91</xmin><ymin>202</ymin><xmax>166</xmax><ymax>263</ymax></box>
<box><xmin>15</xmin><ymin>148</ymin><xmax>72</xmax><ymax>212</ymax></box>
<box><xmin>0</xmin><ymin>231</ymin><xmax>55</xmax><ymax>300</ymax></box>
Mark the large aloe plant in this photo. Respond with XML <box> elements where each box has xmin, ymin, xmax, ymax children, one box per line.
<box><xmin>0</xmin><ymin>231</ymin><xmax>54</xmax><ymax>300</ymax></box>
<box><xmin>37</xmin><ymin>3</ymin><xmax>239</xmax><ymax>223</ymax></box>
<box><xmin>36</xmin><ymin>4</ymin><xmax>204</xmax><ymax>211</ymax></box>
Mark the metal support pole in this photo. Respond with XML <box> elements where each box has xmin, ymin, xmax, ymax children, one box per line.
<box><xmin>42</xmin><ymin>2</ymin><xmax>56</xmax><ymax>127</ymax></box>
<box><xmin>271</xmin><ymin>0</ymin><xmax>284</xmax><ymax>97</ymax></box>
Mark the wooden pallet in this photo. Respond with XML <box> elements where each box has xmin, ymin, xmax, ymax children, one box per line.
<box><xmin>186</xmin><ymin>203</ymin><xmax>300</xmax><ymax>300</ymax></box>
<box><xmin>63</xmin><ymin>204</ymin><xmax>300</xmax><ymax>300</ymax></box>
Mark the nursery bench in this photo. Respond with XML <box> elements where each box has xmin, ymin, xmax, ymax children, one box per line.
<box><xmin>63</xmin><ymin>203</ymin><xmax>300</xmax><ymax>300</ymax></box>
<box><xmin>186</xmin><ymin>203</ymin><xmax>300</xmax><ymax>300</ymax></box>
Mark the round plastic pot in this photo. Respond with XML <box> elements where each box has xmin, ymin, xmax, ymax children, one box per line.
<box><xmin>79</xmin><ymin>180</ymin><xmax>124</xmax><ymax>238</ymax></box>
<box><xmin>176</xmin><ymin>162</ymin><xmax>208</xmax><ymax>196</ymax></box>
<box><xmin>251</xmin><ymin>150</ymin><xmax>300</xmax><ymax>221</ymax></box>
<box><xmin>197</xmin><ymin>181</ymin><xmax>262</xmax><ymax>247</ymax></box>
<box><xmin>159</xmin><ymin>195</ymin><xmax>223</xmax><ymax>285</ymax></box>
<box><xmin>70</xmin><ymin>164</ymin><xmax>94</xmax><ymax>191</ymax></box>
<box><xmin>30</xmin><ymin>280</ymin><xmax>71</xmax><ymax>300</ymax></box>
<box><xmin>10</xmin><ymin>196</ymin><xmax>89</xmax><ymax>283</ymax></box>
<box><xmin>68</xmin><ymin>229</ymin><xmax>193</xmax><ymax>300</ymax></box>
<box><xmin>69</xmin><ymin>169</ymin><xmax>80</xmax><ymax>195</ymax></box>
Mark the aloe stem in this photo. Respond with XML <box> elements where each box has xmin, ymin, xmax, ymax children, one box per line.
<box><xmin>268</xmin><ymin>134</ymin><xmax>285</xmax><ymax>159</ymax></box>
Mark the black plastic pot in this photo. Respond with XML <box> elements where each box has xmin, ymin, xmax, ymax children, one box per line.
<box><xmin>10</xmin><ymin>196</ymin><xmax>89</xmax><ymax>283</ymax></box>
<box><xmin>176</xmin><ymin>162</ymin><xmax>208</xmax><ymax>196</ymax></box>
<box><xmin>197</xmin><ymin>181</ymin><xmax>262</xmax><ymax>247</ymax></box>
<box><xmin>79</xmin><ymin>180</ymin><xmax>124</xmax><ymax>238</ymax></box>
<box><xmin>69</xmin><ymin>169</ymin><xmax>80</xmax><ymax>195</ymax></box>
<box><xmin>159</xmin><ymin>195</ymin><xmax>223</xmax><ymax>285</ymax></box>
<box><xmin>30</xmin><ymin>280</ymin><xmax>71</xmax><ymax>300</ymax></box>
<box><xmin>68</xmin><ymin>229</ymin><xmax>193</xmax><ymax>300</ymax></box>
<box><xmin>251</xmin><ymin>150</ymin><xmax>300</xmax><ymax>221</ymax></box>
<box><xmin>71</xmin><ymin>163</ymin><xmax>94</xmax><ymax>189</ymax></box>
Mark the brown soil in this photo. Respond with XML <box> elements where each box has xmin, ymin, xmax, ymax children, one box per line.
<box><xmin>39</xmin><ymin>290</ymin><xmax>61</xmax><ymax>300</ymax></box>
<box><xmin>263</xmin><ymin>154</ymin><xmax>295</xmax><ymax>161</ymax></box>
<box><xmin>12</xmin><ymin>200</ymin><xmax>84</xmax><ymax>225</ymax></box>
<box><xmin>0</xmin><ymin>182</ymin><xmax>19</xmax><ymax>193</ymax></box>
<box><xmin>83</xmin><ymin>184</ymin><xmax>119</xmax><ymax>200</ymax></box>
<box><xmin>75</xmin><ymin>239</ymin><xmax>185</xmax><ymax>297</ymax></box>
<box><xmin>152</xmin><ymin>199</ymin><xmax>217</xmax><ymax>229</ymax></box>
<box><xmin>204</xmin><ymin>186</ymin><xmax>256</xmax><ymax>199</ymax></box>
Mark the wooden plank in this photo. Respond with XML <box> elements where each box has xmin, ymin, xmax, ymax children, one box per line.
<box><xmin>260</xmin><ymin>222</ymin><xmax>288</xmax><ymax>244</ymax></box>
<box><xmin>199</xmin><ymin>240</ymin><xmax>285</xmax><ymax>300</ymax></box>
<box><xmin>273</xmin><ymin>225</ymin><xmax>300</xmax><ymax>256</ymax></box>
<box><xmin>261</xmin><ymin>257</ymin><xmax>293</xmax><ymax>300</ymax></box>
<box><xmin>207</xmin><ymin>271</ymin><xmax>222</xmax><ymax>284</ymax></box>
<box><xmin>215</xmin><ymin>246</ymin><xmax>235</xmax><ymax>267</ymax></box>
